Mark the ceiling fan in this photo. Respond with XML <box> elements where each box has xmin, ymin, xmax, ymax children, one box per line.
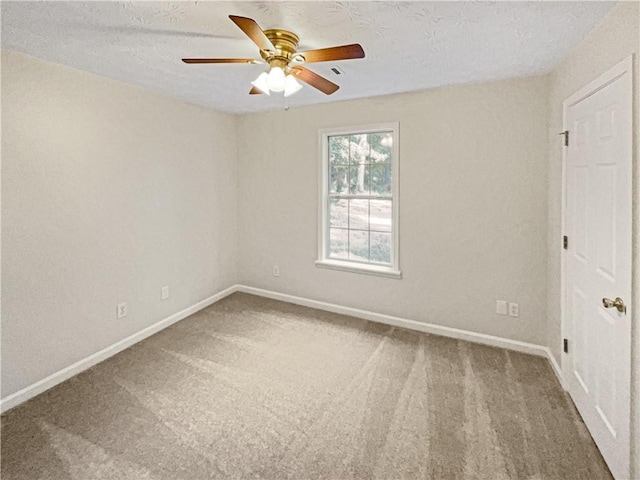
<box><xmin>182</xmin><ymin>15</ymin><xmax>365</xmax><ymax>97</ymax></box>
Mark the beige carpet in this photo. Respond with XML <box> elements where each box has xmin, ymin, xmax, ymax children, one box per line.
<box><xmin>1</xmin><ymin>293</ymin><xmax>611</xmax><ymax>479</ymax></box>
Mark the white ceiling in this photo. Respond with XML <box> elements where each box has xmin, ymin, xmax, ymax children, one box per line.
<box><xmin>2</xmin><ymin>1</ymin><xmax>614</xmax><ymax>114</ymax></box>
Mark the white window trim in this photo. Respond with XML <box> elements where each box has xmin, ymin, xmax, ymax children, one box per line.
<box><xmin>316</xmin><ymin>122</ymin><xmax>401</xmax><ymax>279</ymax></box>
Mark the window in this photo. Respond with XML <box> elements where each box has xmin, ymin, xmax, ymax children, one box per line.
<box><xmin>316</xmin><ymin>123</ymin><xmax>400</xmax><ymax>278</ymax></box>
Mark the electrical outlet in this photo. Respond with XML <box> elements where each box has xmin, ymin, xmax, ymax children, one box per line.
<box><xmin>496</xmin><ymin>300</ymin><xmax>508</xmax><ymax>315</ymax></box>
<box><xmin>273</xmin><ymin>265</ymin><xmax>280</xmax><ymax>277</ymax></box>
<box><xmin>509</xmin><ymin>303</ymin><xmax>519</xmax><ymax>318</ymax></box>
<box><xmin>117</xmin><ymin>302</ymin><xmax>127</xmax><ymax>319</ymax></box>
<box><xmin>161</xmin><ymin>286</ymin><xmax>170</xmax><ymax>300</ymax></box>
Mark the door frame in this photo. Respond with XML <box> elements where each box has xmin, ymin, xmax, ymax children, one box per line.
<box><xmin>559</xmin><ymin>54</ymin><xmax>634</xmax><ymax>473</ymax></box>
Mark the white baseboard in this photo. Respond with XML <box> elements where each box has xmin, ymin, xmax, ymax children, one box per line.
<box><xmin>544</xmin><ymin>348</ymin><xmax>565</xmax><ymax>388</ymax></box>
<box><xmin>2</xmin><ymin>283</ymin><xmax>565</xmax><ymax>414</ymax></box>
<box><xmin>237</xmin><ymin>285</ymin><xmax>565</xmax><ymax>384</ymax></box>
<box><xmin>237</xmin><ymin>285</ymin><xmax>548</xmax><ymax>356</ymax></box>
<box><xmin>0</xmin><ymin>285</ymin><xmax>238</xmax><ymax>414</ymax></box>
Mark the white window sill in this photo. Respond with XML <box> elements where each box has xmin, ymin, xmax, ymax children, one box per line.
<box><xmin>315</xmin><ymin>259</ymin><xmax>402</xmax><ymax>279</ymax></box>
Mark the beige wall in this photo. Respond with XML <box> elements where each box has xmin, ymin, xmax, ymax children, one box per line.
<box><xmin>545</xmin><ymin>2</ymin><xmax>640</xmax><ymax>476</ymax></box>
<box><xmin>1</xmin><ymin>50</ymin><xmax>239</xmax><ymax>397</ymax></box>
<box><xmin>237</xmin><ymin>75</ymin><xmax>550</xmax><ymax>346</ymax></box>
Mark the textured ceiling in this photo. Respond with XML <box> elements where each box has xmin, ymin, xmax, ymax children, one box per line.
<box><xmin>1</xmin><ymin>1</ymin><xmax>615</xmax><ymax>114</ymax></box>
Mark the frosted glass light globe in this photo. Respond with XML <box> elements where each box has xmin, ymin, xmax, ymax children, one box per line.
<box><xmin>284</xmin><ymin>75</ymin><xmax>303</xmax><ymax>97</ymax></box>
<box><xmin>267</xmin><ymin>67</ymin><xmax>286</xmax><ymax>92</ymax></box>
<box><xmin>251</xmin><ymin>72</ymin><xmax>270</xmax><ymax>95</ymax></box>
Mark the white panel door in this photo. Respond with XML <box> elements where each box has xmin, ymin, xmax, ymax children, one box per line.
<box><xmin>564</xmin><ymin>57</ymin><xmax>633</xmax><ymax>480</ymax></box>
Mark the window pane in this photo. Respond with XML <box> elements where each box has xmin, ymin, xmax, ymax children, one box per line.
<box><xmin>329</xmin><ymin>199</ymin><xmax>348</xmax><ymax>228</ymax></box>
<box><xmin>369</xmin><ymin>132</ymin><xmax>393</xmax><ymax>163</ymax></box>
<box><xmin>329</xmin><ymin>228</ymin><xmax>348</xmax><ymax>259</ymax></box>
<box><xmin>329</xmin><ymin>136</ymin><xmax>349</xmax><ymax>165</ymax></box>
<box><xmin>370</xmin><ymin>164</ymin><xmax>392</xmax><ymax>196</ymax></box>
<box><xmin>349</xmin><ymin>199</ymin><xmax>369</xmax><ymax>230</ymax></box>
<box><xmin>330</xmin><ymin>166</ymin><xmax>348</xmax><ymax>194</ymax></box>
<box><xmin>370</xmin><ymin>232</ymin><xmax>391</xmax><ymax>264</ymax></box>
<box><xmin>349</xmin><ymin>134</ymin><xmax>368</xmax><ymax>164</ymax></box>
<box><xmin>369</xmin><ymin>200</ymin><xmax>392</xmax><ymax>232</ymax></box>
<box><xmin>349</xmin><ymin>230</ymin><xmax>369</xmax><ymax>262</ymax></box>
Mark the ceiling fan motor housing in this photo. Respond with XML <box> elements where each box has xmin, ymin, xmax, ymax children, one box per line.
<box><xmin>261</xmin><ymin>29</ymin><xmax>301</xmax><ymax>69</ymax></box>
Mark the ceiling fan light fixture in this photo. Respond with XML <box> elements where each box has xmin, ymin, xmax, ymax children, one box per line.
<box><xmin>183</xmin><ymin>16</ymin><xmax>364</xmax><ymax>98</ymax></box>
<box><xmin>284</xmin><ymin>74</ymin><xmax>303</xmax><ymax>97</ymax></box>
<box><xmin>266</xmin><ymin>66</ymin><xmax>286</xmax><ymax>92</ymax></box>
<box><xmin>251</xmin><ymin>71</ymin><xmax>270</xmax><ymax>95</ymax></box>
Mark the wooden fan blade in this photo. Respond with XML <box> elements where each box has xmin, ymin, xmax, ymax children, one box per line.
<box><xmin>290</xmin><ymin>66</ymin><xmax>339</xmax><ymax>95</ymax></box>
<box><xmin>249</xmin><ymin>86</ymin><xmax>263</xmax><ymax>95</ymax></box>
<box><xmin>182</xmin><ymin>58</ymin><xmax>258</xmax><ymax>64</ymax></box>
<box><xmin>229</xmin><ymin>15</ymin><xmax>275</xmax><ymax>52</ymax></box>
<box><xmin>298</xmin><ymin>44</ymin><xmax>365</xmax><ymax>63</ymax></box>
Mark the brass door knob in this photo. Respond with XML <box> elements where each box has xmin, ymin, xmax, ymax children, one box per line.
<box><xmin>602</xmin><ymin>297</ymin><xmax>626</xmax><ymax>313</ymax></box>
